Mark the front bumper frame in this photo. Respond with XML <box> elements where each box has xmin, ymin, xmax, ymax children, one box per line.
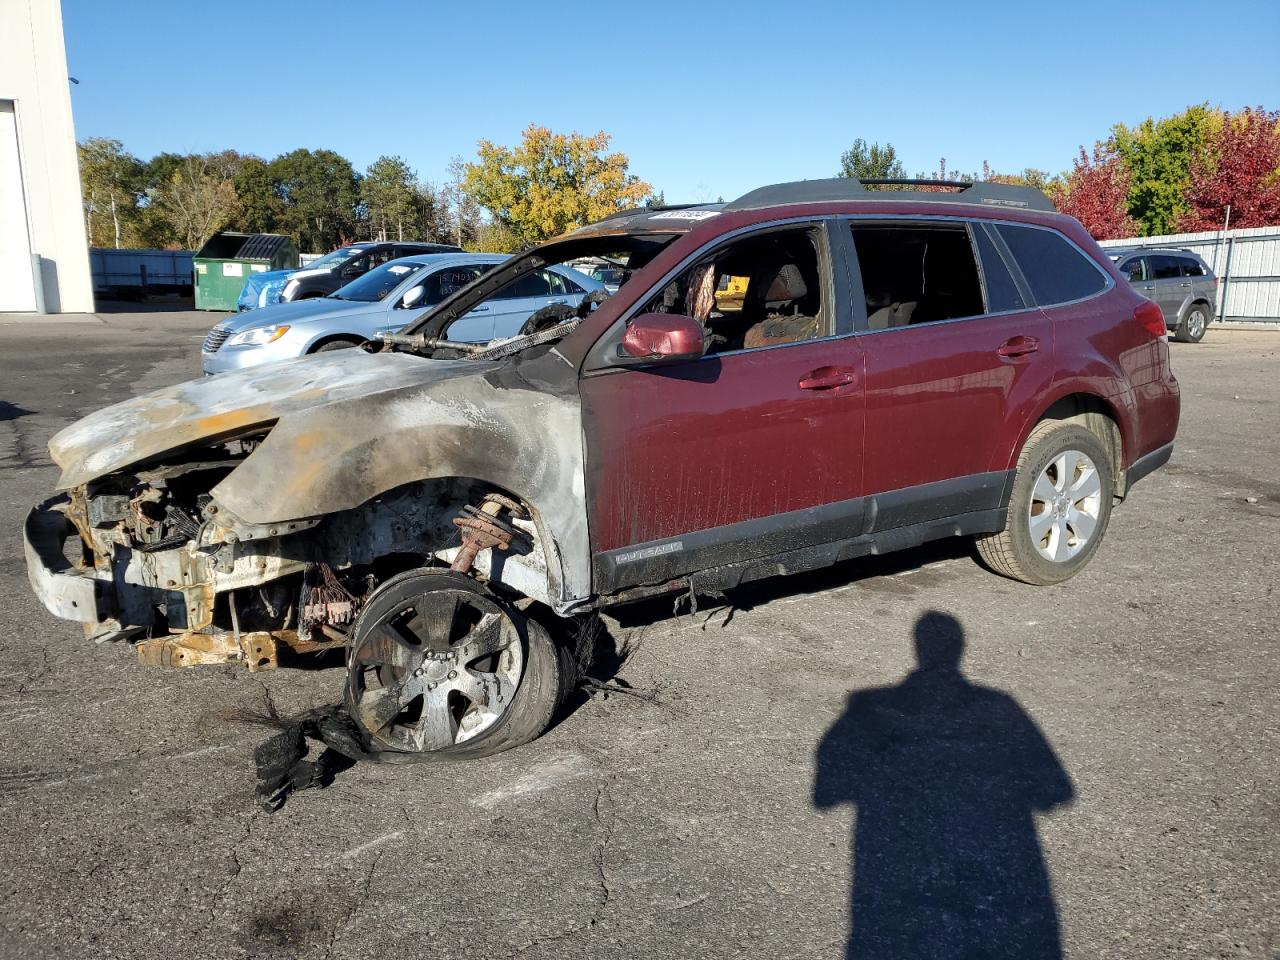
<box><xmin>23</xmin><ymin>497</ymin><xmax>106</xmax><ymax>624</ymax></box>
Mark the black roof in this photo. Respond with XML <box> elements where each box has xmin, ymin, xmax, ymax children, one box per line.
<box><xmin>725</xmin><ymin>177</ymin><xmax>1056</xmax><ymax>213</ymax></box>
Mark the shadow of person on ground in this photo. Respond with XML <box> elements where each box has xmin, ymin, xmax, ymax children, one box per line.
<box><xmin>814</xmin><ymin>611</ymin><xmax>1075</xmax><ymax>959</ymax></box>
<box><xmin>0</xmin><ymin>400</ymin><xmax>33</xmax><ymax>423</ymax></box>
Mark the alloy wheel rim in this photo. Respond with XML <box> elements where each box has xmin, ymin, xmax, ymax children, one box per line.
<box><xmin>349</xmin><ymin>588</ymin><xmax>523</xmax><ymax>751</ymax></box>
<box><xmin>1188</xmin><ymin>310</ymin><xmax>1205</xmax><ymax>338</ymax></box>
<box><xmin>1028</xmin><ymin>449</ymin><xmax>1102</xmax><ymax>563</ymax></box>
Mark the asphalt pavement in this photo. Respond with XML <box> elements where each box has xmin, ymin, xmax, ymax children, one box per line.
<box><xmin>0</xmin><ymin>311</ymin><xmax>1276</xmax><ymax>959</ymax></box>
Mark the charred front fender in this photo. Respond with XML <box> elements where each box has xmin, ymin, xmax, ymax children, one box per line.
<box><xmin>210</xmin><ymin>364</ymin><xmax>589</xmax><ymax>606</ymax></box>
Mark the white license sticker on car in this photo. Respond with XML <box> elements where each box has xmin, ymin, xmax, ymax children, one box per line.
<box><xmin>649</xmin><ymin>210</ymin><xmax>721</xmax><ymax>221</ymax></box>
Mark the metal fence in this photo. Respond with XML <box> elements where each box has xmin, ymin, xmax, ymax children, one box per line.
<box><xmin>1098</xmin><ymin>226</ymin><xmax>1280</xmax><ymax>323</ymax></box>
<box><xmin>89</xmin><ymin>248</ymin><xmax>194</xmax><ymax>296</ymax></box>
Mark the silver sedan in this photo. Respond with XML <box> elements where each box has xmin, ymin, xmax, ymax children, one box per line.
<box><xmin>201</xmin><ymin>253</ymin><xmax>604</xmax><ymax>375</ymax></box>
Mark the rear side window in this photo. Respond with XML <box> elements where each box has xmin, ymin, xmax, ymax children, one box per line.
<box><xmin>997</xmin><ymin>224</ymin><xmax>1108</xmax><ymax>306</ymax></box>
<box><xmin>1181</xmin><ymin>258</ymin><xmax>1206</xmax><ymax>277</ymax></box>
<box><xmin>851</xmin><ymin>223</ymin><xmax>985</xmax><ymax>328</ymax></box>
<box><xmin>973</xmin><ymin>226</ymin><xmax>1026</xmax><ymax>313</ymax></box>
<box><xmin>497</xmin><ymin>271</ymin><xmax>553</xmax><ymax>300</ymax></box>
<box><xmin>1149</xmin><ymin>255</ymin><xmax>1182</xmax><ymax>280</ymax></box>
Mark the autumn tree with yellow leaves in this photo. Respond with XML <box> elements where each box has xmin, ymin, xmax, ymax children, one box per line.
<box><xmin>460</xmin><ymin>125</ymin><xmax>652</xmax><ymax>251</ymax></box>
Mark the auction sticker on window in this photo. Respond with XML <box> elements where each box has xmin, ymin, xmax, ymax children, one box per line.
<box><xmin>649</xmin><ymin>210</ymin><xmax>721</xmax><ymax>221</ymax></box>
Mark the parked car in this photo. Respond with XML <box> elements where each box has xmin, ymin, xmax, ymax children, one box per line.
<box><xmin>24</xmin><ymin>177</ymin><xmax>1179</xmax><ymax>763</ymax></box>
<box><xmin>204</xmin><ymin>254</ymin><xmax>603</xmax><ymax>375</ymax></box>
<box><xmin>236</xmin><ymin>241</ymin><xmax>461</xmax><ymax>312</ymax></box>
<box><xmin>1107</xmin><ymin>247</ymin><xmax>1216</xmax><ymax>343</ymax></box>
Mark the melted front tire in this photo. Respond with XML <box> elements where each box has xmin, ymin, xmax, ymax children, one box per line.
<box><xmin>344</xmin><ymin>568</ymin><xmax>566</xmax><ymax>760</ymax></box>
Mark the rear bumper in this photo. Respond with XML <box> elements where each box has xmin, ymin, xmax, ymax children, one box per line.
<box><xmin>23</xmin><ymin>498</ymin><xmax>104</xmax><ymax>624</ymax></box>
<box><xmin>1125</xmin><ymin>441</ymin><xmax>1173</xmax><ymax>493</ymax></box>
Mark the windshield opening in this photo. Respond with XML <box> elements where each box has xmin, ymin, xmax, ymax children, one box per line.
<box><xmin>389</xmin><ymin>232</ymin><xmax>680</xmax><ymax>360</ymax></box>
<box><xmin>332</xmin><ymin>260</ymin><xmax>426</xmax><ymax>302</ymax></box>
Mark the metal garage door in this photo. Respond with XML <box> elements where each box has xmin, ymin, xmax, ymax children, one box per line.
<box><xmin>0</xmin><ymin>100</ymin><xmax>37</xmax><ymax>313</ymax></box>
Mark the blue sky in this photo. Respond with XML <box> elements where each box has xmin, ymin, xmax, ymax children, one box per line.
<box><xmin>63</xmin><ymin>0</ymin><xmax>1279</xmax><ymax>202</ymax></box>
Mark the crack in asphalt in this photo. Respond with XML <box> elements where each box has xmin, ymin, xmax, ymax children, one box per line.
<box><xmin>324</xmin><ymin>849</ymin><xmax>382</xmax><ymax>960</ymax></box>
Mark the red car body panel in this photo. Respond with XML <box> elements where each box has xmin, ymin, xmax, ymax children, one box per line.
<box><xmin>581</xmin><ymin>338</ymin><xmax>866</xmax><ymax>553</ymax></box>
<box><xmin>567</xmin><ymin>197</ymin><xmax>1179</xmax><ymax>574</ymax></box>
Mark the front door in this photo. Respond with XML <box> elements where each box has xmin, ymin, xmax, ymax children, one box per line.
<box><xmin>1147</xmin><ymin>254</ymin><xmax>1186</xmax><ymax>324</ymax></box>
<box><xmin>580</xmin><ymin>222</ymin><xmax>866</xmax><ymax>592</ymax></box>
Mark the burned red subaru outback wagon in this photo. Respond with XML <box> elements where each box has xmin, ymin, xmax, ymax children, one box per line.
<box><xmin>24</xmin><ymin>178</ymin><xmax>1179</xmax><ymax>758</ymax></box>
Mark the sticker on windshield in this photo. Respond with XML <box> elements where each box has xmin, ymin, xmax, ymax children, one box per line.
<box><xmin>388</xmin><ymin>265</ymin><xmax>412</xmax><ymax>274</ymax></box>
<box><xmin>649</xmin><ymin>210</ymin><xmax>721</xmax><ymax>221</ymax></box>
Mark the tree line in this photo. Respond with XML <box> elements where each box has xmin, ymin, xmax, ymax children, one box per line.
<box><xmin>80</xmin><ymin>106</ymin><xmax>1277</xmax><ymax>257</ymax></box>
<box><xmin>77</xmin><ymin>125</ymin><xmax>652</xmax><ymax>255</ymax></box>
<box><xmin>839</xmin><ymin>104</ymin><xmax>1280</xmax><ymax>240</ymax></box>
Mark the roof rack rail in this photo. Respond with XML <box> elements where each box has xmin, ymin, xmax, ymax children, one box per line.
<box><xmin>725</xmin><ymin>177</ymin><xmax>1056</xmax><ymax>213</ymax></box>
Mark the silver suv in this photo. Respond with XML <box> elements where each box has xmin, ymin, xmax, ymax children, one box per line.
<box><xmin>1108</xmin><ymin>248</ymin><xmax>1216</xmax><ymax>343</ymax></box>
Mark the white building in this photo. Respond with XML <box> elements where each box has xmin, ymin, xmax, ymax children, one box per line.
<box><xmin>0</xmin><ymin>0</ymin><xmax>93</xmax><ymax>313</ymax></box>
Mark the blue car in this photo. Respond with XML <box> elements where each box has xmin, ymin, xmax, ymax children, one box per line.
<box><xmin>203</xmin><ymin>253</ymin><xmax>604</xmax><ymax>375</ymax></box>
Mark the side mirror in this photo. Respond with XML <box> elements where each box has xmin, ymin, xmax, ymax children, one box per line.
<box><xmin>400</xmin><ymin>285</ymin><xmax>425</xmax><ymax>309</ymax></box>
<box><xmin>620</xmin><ymin>313</ymin><xmax>705</xmax><ymax>364</ymax></box>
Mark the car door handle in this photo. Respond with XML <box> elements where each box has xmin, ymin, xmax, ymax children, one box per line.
<box><xmin>996</xmin><ymin>335</ymin><xmax>1040</xmax><ymax>359</ymax></box>
<box><xmin>799</xmin><ymin>366</ymin><xmax>857</xmax><ymax>390</ymax></box>
<box><xmin>470</xmin><ymin>305</ymin><xmax>490</xmax><ymax>313</ymax></box>
<box><xmin>1179</xmin><ymin>281</ymin><xmax>1192</xmax><ymax>287</ymax></box>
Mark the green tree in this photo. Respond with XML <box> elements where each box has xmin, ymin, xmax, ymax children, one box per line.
<box><xmin>148</xmin><ymin>150</ymin><xmax>245</xmax><ymax>250</ymax></box>
<box><xmin>233</xmin><ymin>155</ymin><xmax>285</xmax><ymax>235</ymax></box>
<box><xmin>362</xmin><ymin>155</ymin><xmax>418</xmax><ymax>242</ymax></box>
<box><xmin>1111</xmin><ymin>105</ymin><xmax>1221</xmax><ymax>235</ymax></box>
<box><xmin>77</xmin><ymin>137</ymin><xmax>145</xmax><ymax>248</ymax></box>
<box><xmin>838</xmin><ymin>139</ymin><xmax>906</xmax><ymax>180</ymax></box>
<box><xmin>461</xmin><ymin>125</ymin><xmax>652</xmax><ymax>246</ymax></box>
<box><xmin>268</xmin><ymin>148</ymin><xmax>360</xmax><ymax>251</ymax></box>
<box><xmin>441</xmin><ymin>156</ymin><xmax>483</xmax><ymax>248</ymax></box>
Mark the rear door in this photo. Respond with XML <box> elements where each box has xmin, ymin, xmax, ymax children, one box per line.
<box><xmin>850</xmin><ymin>219</ymin><xmax>1055</xmax><ymax>529</ymax></box>
<box><xmin>1179</xmin><ymin>256</ymin><xmax>1215</xmax><ymax>311</ymax></box>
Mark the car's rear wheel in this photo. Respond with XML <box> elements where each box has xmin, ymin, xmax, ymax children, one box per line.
<box><xmin>344</xmin><ymin>569</ymin><xmax>568</xmax><ymax>760</ymax></box>
<box><xmin>1175</xmin><ymin>305</ymin><xmax>1209</xmax><ymax>343</ymax></box>
<box><xmin>975</xmin><ymin>421</ymin><xmax>1114</xmax><ymax>585</ymax></box>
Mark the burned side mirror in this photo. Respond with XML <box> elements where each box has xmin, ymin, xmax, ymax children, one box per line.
<box><xmin>619</xmin><ymin>313</ymin><xmax>705</xmax><ymax>364</ymax></box>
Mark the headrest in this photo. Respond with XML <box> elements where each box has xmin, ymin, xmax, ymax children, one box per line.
<box><xmin>765</xmin><ymin>263</ymin><xmax>807</xmax><ymax>301</ymax></box>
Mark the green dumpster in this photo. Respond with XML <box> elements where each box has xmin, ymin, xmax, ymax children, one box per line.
<box><xmin>193</xmin><ymin>232</ymin><xmax>298</xmax><ymax>311</ymax></box>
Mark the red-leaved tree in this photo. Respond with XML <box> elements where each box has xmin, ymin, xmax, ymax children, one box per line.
<box><xmin>1177</xmin><ymin>107</ymin><xmax>1280</xmax><ymax>231</ymax></box>
<box><xmin>1055</xmin><ymin>144</ymin><xmax>1139</xmax><ymax>240</ymax></box>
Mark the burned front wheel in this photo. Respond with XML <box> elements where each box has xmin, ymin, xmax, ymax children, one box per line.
<box><xmin>345</xmin><ymin>568</ymin><xmax>567</xmax><ymax>760</ymax></box>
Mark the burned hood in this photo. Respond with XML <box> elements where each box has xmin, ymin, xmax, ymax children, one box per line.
<box><xmin>49</xmin><ymin>350</ymin><xmax>495</xmax><ymax>489</ymax></box>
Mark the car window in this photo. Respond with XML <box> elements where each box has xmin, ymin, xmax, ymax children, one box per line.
<box><xmin>1149</xmin><ymin>255</ymin><xmax>1182</xmax><ymax>281</ymax></box>
<box><xmin>494</xmin><ymin>270</ymin><xmax>553</xmax><ymax>300</ymax></box>
<box><xmin>1119</xmin><ymin>258</ymin><xmax>1146</xmax><ymax>282</ymax></box>
<box><xmin>1180</xmin><ymin>258</ymin><xmax>1206</xmax><ymax>277</ymax></box>
<box><xmin>639</xmin><ymin>226</ymin><xmax>828</xmax><ymax>355</ymax></box>
<box><xmin>368</xmin><ymin>248</ymin><xmax>396</xmax><ymax>269</ymax></box>
<box><xmin>425</xmin><ymin>265</ymin><xmax>486</xmax><ymax>306</ymax></box>
<box><xmin>339</xmin><ymin>255</ymin><xmax>370</xmax><ymax>279</ymax></box>
<box><xmin>556</xmin><ymin>272</ymin><xmax>583</xmax><ymax>294</ymax></box>
<box><xmin>546</xmin><ymin>272</ymin><xmax>571</xmax><ymax>297</ymax></box>
<box><xmin>996</xmin><ymin>224</ymin><xmax>1108</xmax><ymax>305</ymax></box>
<box><xmin>851</xmin><ymin>223</ymin><xmax>985</xmax><ymax>328</ymax></box>
<box><xmin>333</xmin><ymin>259</ymin><xmax>427</xmax><ymax>302</ymax></box>
<box><xmin>973</xmin><ymin>226</ymin><xmax>1027</xmax><ymax>313</ymax></box>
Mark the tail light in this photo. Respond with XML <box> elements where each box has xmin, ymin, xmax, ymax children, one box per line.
<box><xmin>1134</xmin><ymin>300</ymin><xmax>1167</xmax><ymax>339</ymax></box>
